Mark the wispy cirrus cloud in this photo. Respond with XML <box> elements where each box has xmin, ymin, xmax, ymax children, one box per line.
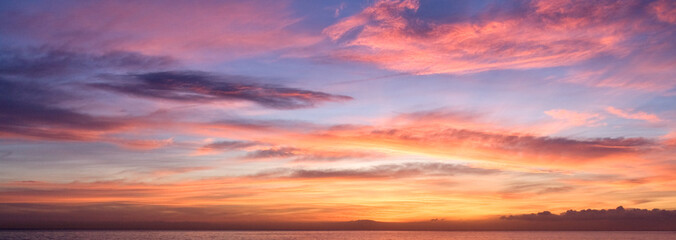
<box><xmin>545</xmin><ymin>109</ymin><xmax>606</xmax><ymax>127</ymax></box>
<box><xmin>0</xmin><ymin>0</ymin><xmax>320</xmax><ymax>60</ymax></box>
<box><xmin>606</xmin><ymin>106</ymin><xmax>662</xmax><ymax>123</ymax></box>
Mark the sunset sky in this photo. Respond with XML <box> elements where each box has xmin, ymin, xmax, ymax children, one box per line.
<box><xmin>1</xmin><ymin>0</ymin><xmax>676</xmax><ymax>225</ymax></box>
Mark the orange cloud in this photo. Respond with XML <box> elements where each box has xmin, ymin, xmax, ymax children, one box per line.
<box><xmin>174</xmin><ymin>109</ymin><xmax>662</xmax><ymax>169</ymax></box>
<box><xmin>2</xmin><ymin>159</ymin><xmax>673</xmax><ymax>223</ymax></box>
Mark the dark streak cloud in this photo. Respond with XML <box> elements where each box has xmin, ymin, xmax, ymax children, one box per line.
<box><xmin>500</xmin><ymin>182</ymin><xmax>574</xmax><ymax>198</ymax></box>
<box><xmin>93</xmin><ymin>71</ymin><xmax>353</xmax><ymax>109</ymax></box>
<box><xmin>213</xmin><ymin>118</ymin><xmax>321</xmax><ymax>132</ymax></box>
<box><xmin>242</xmin><ymin>147</ymin><xmax>381</xmax><ymax>162</ymax></box>
<box><xmin>0</xmin><ymin>47</ymin><xmax>175</xmax><ymax>78</ymax></box>
<box><xmin>245</xmin><ymin>147</ymin><xmax>297</xmax><ymax>159</ymax></box>
<box><xmin>201</xmin><ymin>140</ymin><xmax>261</xmax><ymax>151</ymax></box>
<box><xmin>254</xmin><ymin>162</ymin><xmax>499</xmax><ymax>179</ymax></box>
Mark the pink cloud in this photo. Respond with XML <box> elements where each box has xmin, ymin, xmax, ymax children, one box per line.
<box><xmin>605</xmin><ymin>106</ymin><xmax>662</xmax><ymax>123</ymax></box>
<box><xmin>545</xmin><ymin>109</ymin><xmax>606</xmax><ymax>127</ymax></box>
<box><xmin>652</xmin><ymin>0</ymin><xmax>676</xmax><ymax>24</ymax></box>
<box><xmin>323</xmin><ymin>0</ymin><xmax>640</xmax><ymax>75</ymax></box>
<box><xmin>3</xmin><ymin>0</ymin><xmax>320</xmax><ymax>60</ymax></box>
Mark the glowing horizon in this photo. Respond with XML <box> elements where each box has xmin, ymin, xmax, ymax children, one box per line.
<box><xmin>1</xmin><ymin>0</ymin><xmax>675</xmax><ymax>226</ymax></box>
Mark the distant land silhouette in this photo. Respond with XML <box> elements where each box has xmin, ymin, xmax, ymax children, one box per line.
<box><xmin>2</xmin><ymin>206</ymin><xmax>674</xmax><ymax>230</ymax></box>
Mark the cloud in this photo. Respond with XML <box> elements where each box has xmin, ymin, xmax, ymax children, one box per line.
<box><xmin>241</xmin><ymin>146</ymin><xmax>382</xmax><ymax>162</ymax></box>
<box><xmin>391</xmin><ymin>108</ymin><xmax>483</xmax><ymax>127</ymax></box>
<box><xmin>563</xmin><ymin>51</ymin><xmax>676</xmax><ymax>92</ymax></box>
<box><xmin>111</xmin><ymin>138</ymin><xmax>175</xmax><ymax>150</ymax></box>
<box><xmin>244</xmin><ymin>147</ymin><xmax>298</xmax><ymax>159</ymax></box>
<box><xmin>323</xmin><ymin>0</ymin><xmax>652</xmax><ymax>75</ymax></box>
<box><xmin>0</xmin><ymin>46</ymin><xmax>352</xmax><ymax>145</ymax></box>
<box><xmin>195</xmin><ymin>140</ymin><xmax>261</xmax><ymax>155</ymax></box>
<box><xmin>92</xmin><ymin>71</ymin><xmax>353</xmax><ymax>109</ymax></box>
<box><xmin>0</xmin><ymin>202</ymin><xmax>264</xmax><ymax>225</ymax></box>
<box><xmin>0</xmin><ymin>47</ymin><xmax>175</xmax><ymax>78</ymax></box>
<box><xmin>203</xmin><ymin>141</ymin><xmax>260</xmax><ymax>150</ymax></box>
<box><xmin>0</xmin><ymin>78</ymin><xmax>128</xmax><ymax>140</ymax></box>
<box><xmin>500</xmin><ymin>182</ymin><xmax>574</xmax><ymax>199</ymax></box>
<box><xmin>211</xmin><ymin>118</ymin><xmax>321</xmax><ymax>132</ymax></box>
<box><xmin>179</xmin><ymin>108</ymin><xmax>668</xmax><ymax>168</ymax></box>
<box><xmin>0</xmin><ymin>0</ymin><xmax>321</xmax><ymax>60</ymax></box>
<box><xmin>652</xmin><ymin>0</ymin><xmax>676</xmax><ymax>24</ymax></box>
<box><xmin>2</xmin><ymin>204</ymin><xmax>675</xmax><ymax>230</ymax></box>
<box><xmin>149</xmin><ymin>166</ymin><xmax>212</xmax><ymax>178</ymax></box>
<box><xmin>320</xmin><ymin>0</ymin><xmax>676</xmax><ymax>96</ymax></box>
<box><xmin>0</xmin><ymin>47</ymin><xmax>180</xmax><ymax>141</ymax></box>
<box><xmin>501</xmin><ymin>206</ymin><xmax>676</xmax><ymax>222</ymax></box>
<box><xmin>606</xmin><ymin>106</ymin><xmax>662</xmax><ymax>123</ymax></box>
<box><xmin>254</xmin><ymin>162</ymin><xmax>499</xmax><ymax>179</ymax></box>
<box><xmin>315</xmin><ymin>121</ymin><xmax>655</xmax><ymax>165</ymax></box>
<box><xmin>545</xmin><ymin>109</ymin><xmax>606</xmax><ymax>127</ymax></box>
<box><xmin>190</xmin><ymin>108</ymin><xmax>662</xmax><ymax>167</ymax></box>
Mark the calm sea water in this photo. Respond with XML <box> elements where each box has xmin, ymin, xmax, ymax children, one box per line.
<box><xmin>1</xmin><ymin>231</ymin><xmax>675</xmax><ymax>240</ymax></box>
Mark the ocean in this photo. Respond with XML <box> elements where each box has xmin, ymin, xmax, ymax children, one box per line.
<box><xmin>0</xmin><ymin>231</ymin><xmax>674</xmax><ymax>240</ymax></box>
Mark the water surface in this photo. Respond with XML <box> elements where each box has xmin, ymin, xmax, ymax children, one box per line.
<box><xmin>1</xmin><ymin>231</ymin><xmax>675</xmax><ymax>240</ymax></box>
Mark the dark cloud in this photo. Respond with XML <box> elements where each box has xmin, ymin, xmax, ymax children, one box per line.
<box><xmin>254</xmin><ymin>162</ymin><xmax>499</xmax><ymax>179</ymax></box>
<box><xmin>0</xmin><ymin>78</ymin><xmax>126</xmax><ymax>140</ymax></box>
<box><xmin>201</xmin><ymin>140</ymin><xmax>261</xmax><ymax>151</ymax></box>
<box><xmin>0</xmin><ymin>47</ymin><xmax>349</xmax><ymax>141</ymax></box>
<box><xmin>0</xmin><ymin>47</ymin><xmax>175</xmax><ymax>140</ymax></box>
<box><xmin>242</xmin><ymin>147</ymin><xmax>381</xmax><ymax>162</ymax></box>
<box><xmin>245</xmin><ymin>147</ymin><xmax>297</xmax><ymax>159</ymax></box>
<box><xmin>501</xmin><ymin>206</ymin><xmax>676</xmax><ymax>222</ymax></box>
<box><xmin>292</xmin><ymin>151</ymin><xmax>380</xmax><ymax>163</ymax></box>
<box><xmin>93</xmin><ymin>71</ymin><xmax>353</xmax><ymax>109</ymax></box>
<box><xmin>0</xmin><ymin>47</ymin><xmax>175</xmax><ymax>78</ymax></box>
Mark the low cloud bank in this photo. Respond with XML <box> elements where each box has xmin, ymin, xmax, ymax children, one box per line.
<box><xmin>1</xmin><ymin>205</ymin><xmax>674</xmax><ymax>230</ymax></box>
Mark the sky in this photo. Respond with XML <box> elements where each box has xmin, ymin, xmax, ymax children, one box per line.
<box><xmin>1</xmin><ymin>0</ymin><xmax>676</xmax><ymax>227</ymax></box>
